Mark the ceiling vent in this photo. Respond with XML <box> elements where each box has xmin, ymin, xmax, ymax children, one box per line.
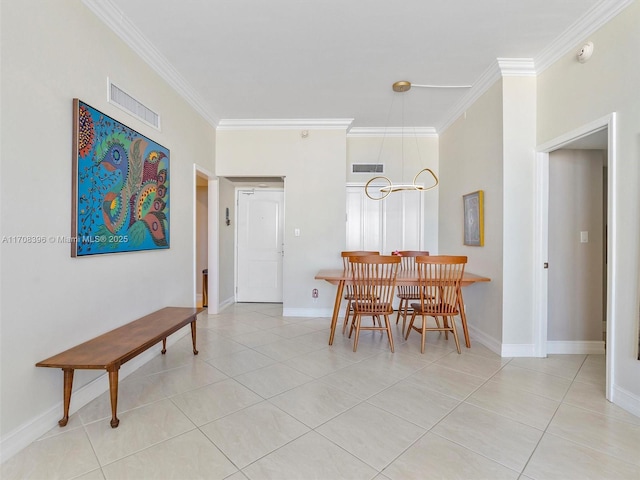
<box><xmin>108</xmin><ymin>80</ymin><xmax>160</xmax><ymax>130</ymax></box>
<box><xmin>352</xmin><ymin>163</ymin><xmax>384</xmax><ymax>174</ymax></box>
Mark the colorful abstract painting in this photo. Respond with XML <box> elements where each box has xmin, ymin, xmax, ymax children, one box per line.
<box><xmin>72</xmin><ymin>99</ymin><xmax>170</xmax><ymax>256</ymax></box>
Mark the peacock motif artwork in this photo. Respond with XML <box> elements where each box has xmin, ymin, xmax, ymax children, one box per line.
<box><xmin>72</xmin><ymin>99</ymin><xmax>170</xmax><ymax>256</ymax></box>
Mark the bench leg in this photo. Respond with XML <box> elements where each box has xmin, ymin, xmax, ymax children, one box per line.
<box><xmin>108</xmin><ymin>368</ymin><xmax>120</xmax><ymax>428</ymax></box>
<box><xmin>59</xmin><ymin>368</ymin><xmax>74</xmax><ymax>427</ymax></box>
<box><xmin>191</xmin><ymin>320</ymin><xmax>198</xmax><ymax>355</ymax></box>
<box><xmin>161</xmin><ymin>338</ymin><xmax>167</xmax><ymax>354</ymax></box>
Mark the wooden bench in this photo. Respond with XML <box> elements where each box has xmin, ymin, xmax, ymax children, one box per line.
<box><xmin>36</xmin><ymin>306</ymin><xmax>203</xmax><ymax>428</ymax></box>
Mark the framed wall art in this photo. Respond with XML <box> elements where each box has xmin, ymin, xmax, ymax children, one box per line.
<box><xmin>463</xmin><ymin>190</ymin><xmax>484</xmax><ymax>246</ymax></box>
<box><xmin>71</xmin><ymin>99</ymin><xmax>170</xmax><ymax>257</ymax></box>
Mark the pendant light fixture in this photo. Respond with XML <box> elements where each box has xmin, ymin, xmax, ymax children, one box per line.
<box><xmin>364</xmin><ymin>80</ymin><xmax>468</xmax><ymax>200</ymax></box>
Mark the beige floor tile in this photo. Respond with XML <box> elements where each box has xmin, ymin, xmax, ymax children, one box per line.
<box><xmin>434</xmin><ymin>350</ymin><xmax>510</xmax><ymax>379</ymax></box>
<box><xmin>404</xmin><ymin>363</ymin><xmax>486</xmax><ymax>400</ymax></box>
<box><xmin>227</xmin><ymin>330</ymin><xmax>283</xmax><ymax>348</ymax></box>
<box><xmin>382</xmin><ymin>433</ymin><xmax>519</xmax><ymax>480</ymax></box>
<box><xmin>367</xmin><ymin>379</ymin><xmax>461</xmax><ymax>429</ymax></box>
<box><xmin>233</xmin><ymin>363</ymin><xmax>313</xmax><ymax>398</ymax></box>
<box><xmin>151</xmin><ymin>359</ymin><xmax>228</xmax><ymax>397</ymax></box>
<box><xmin>318</xmin><ymin>360</ymin><xmax>401</xmax><ymax>400</ymax></box>
<box><xmin>509</xmin><ymin>354</ymin><xmax>586</xmax><ymax>379</ymax></box>
<box><xmin>266</xmin><ymin>323</ymin><xmax>318</xmax><ymax>338</ymax></box>
<box><xmin>316</xmin><ymin>402</ymin><xmax>426</xmax><ymax>470</ymax></box>
<box><xmin>0</xmin><ymin>427</ymin><xmax>99</xmax><ymax>480</ymax></box>
<box><xmin>242</xmin><ymin>431</ymin><xmax>377</xmax><ymax>480</ymax></box>
<box><xmin>190</xmin><ymin>337</ymin><xmax>248</xmax><ymax>360</ymax></box>
<box><xmin>466</xmin><ymin>380</ymin><xmax>560</xmax><ymax>430</ymax></box>
<box><xmin>127</xmin><ymin>345</ymin><xmax>202</xmax><ymax>378</ymax></box>
<box><xmin>74</xmin><ymin>469</ymin><xmax>106</xmax><ymax>479</ymax></box>
<box><xmin>563</xmin><ymin>380</ymin><xmax>640</xmax><ymax>426</ymax></box>
<box><xmin>490</xmin><ymin>364</ymin><xmax>572</xmax><ymax>401</ymax></box>
<box><xmin>170</xmin><ymin>378</ymin><xmax>262</xmax><ymax>426</ymax></box>
<box><xmin>281</xmin><ymin>347</ymin><xmax>358</xmax><ymax>378</ymax></box>
<box><xmin>269</xmin><ymin>380</ymin><xmax>361</xmax><ymax>428</ymax></box>
<box><xmin>200</xmin><ymin>401</ymin><xmax>309</xmax><ymax>469</ymax></box>
<box><xmin>78</xmin><ymin>374</ymin><xmax>167</xmax><ymax>425</ymax></box>
<box><xmin>523</xmin><ymin>432</ymin><xmax>640</xmax><ymax>480</ymax></box>
<box><xmin>254</xmin><ymin>337</ymin><xmax>323</xmax><ymax>361</ymax></box>
<box><xmin>101</xmin><ymin>429</ymin><xmax>237</xmax><ymax>480</ymax></box>
<box><xmin>574</xmin><ymin>355</ymin><xmax>606</xmax><ymax>385</ymax></box>
<box><xmin>431</xmin><ymin>402</ymin><xmax>543</xmax><ymax>472</ymax></box>
<box><xmin>205</xmin><ymin>349</ymin><xmax>276</xmax><ymax>377</ymax></box>
<box><xmin>547</xmin><ymin>403</ymin><xmax>640</xmax><ymax>466</ymax></box>
<box><xmin>84</xmin><ymin>399</ymin><xmax>195</xmax><ymax>465</ymax></box>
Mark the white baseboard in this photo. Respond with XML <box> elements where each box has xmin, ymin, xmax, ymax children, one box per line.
<box><xmin>0</xmin><ymin>328</ymin><xmax>190</xmax><ymax>464</ymax></box>
<box><xmin>612</xmin><ymin>383</ymin><xmax>640</xmax><ymax>418</ymax></box>
<box><xmin>465</xmin><ymin>324</ymin><xmax>502</xmax><ymax>356</ymax></box>
<box><xmin>217</xmin><ymin>296</ymin><xmax>235</xmax><ymax>313</ymax></box>
<box><xmin>546</xmin><ymin>340</ymin><xmax>605</xmax><ymax>354</ymax></box>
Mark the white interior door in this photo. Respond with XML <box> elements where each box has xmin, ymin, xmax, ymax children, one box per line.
<box><xmin>236</xmin><ymin>189</ymin><xmax>284</xmax><ymax>302</ymax></box>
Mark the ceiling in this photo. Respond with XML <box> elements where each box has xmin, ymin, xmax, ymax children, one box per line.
<box><xmin>90</xmin><ymin>0</ymin><xmax>617</xmax><ymax>131</ymax></box>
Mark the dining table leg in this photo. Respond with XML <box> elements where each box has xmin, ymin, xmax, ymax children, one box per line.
<box><xmin>328</xmin><ymin>280</ymin><xmax>345</xmax><ymax>345</ymax></box>
<box><xmin>457</xmin><ymin>289</ymin><xmax>471</xmax><ymax>348</ymax></box>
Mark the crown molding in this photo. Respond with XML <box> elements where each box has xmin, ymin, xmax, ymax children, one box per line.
<box><xmin>438</xmin><ymin>0</ymin><xmax>633</xmax><ymax>134</ymax></box>
<box><xmin>82</xmin><ymin>0</ymin><xmax>219</xmax><ymax>126</ymax></box>
<box><xmin>217</xmin><ymin>118</ymin><xmax>354</xmax><ymax>131</ymax></box>
<box><xmin>347</xmin><ymin>127</ymin><xmax>437</xmax><ymax>138</ymax></box>
<box><xmin>534</xmin><ymin>0</ymin><xmax>634</xmax><ymax>74</ymax></box>
<box><xmin>497</xmin><ymin>58</ymin><xmax>536</xmax><ymax>76</ymax></box>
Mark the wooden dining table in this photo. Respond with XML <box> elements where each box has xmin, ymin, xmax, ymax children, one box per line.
<box><xmin>315</xmin><ymin>268</ymin><xmax>491</xmax><ymax>348</ymax></box>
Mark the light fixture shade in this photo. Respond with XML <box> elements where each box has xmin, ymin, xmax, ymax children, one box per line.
<box><xmin>365</xmin><ymin>168</ymin><xmax>438</xmax><ymax>200</ymax></box>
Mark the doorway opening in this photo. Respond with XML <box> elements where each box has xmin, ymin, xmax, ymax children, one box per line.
<box><xmin>535</xmin><ymin>113</ymin><xmax>617</xmax><ymax>400</ymax></box>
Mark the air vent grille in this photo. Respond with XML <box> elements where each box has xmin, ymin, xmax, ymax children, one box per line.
<box><xmin>352</xmin><ymin>164</ymin><xmax>384</xmax><ymax>174</ymax></box>
<box><xmin>109</xmin><ymin>81</ymin><xmax>160</xmax><ymax>129</ymax></box>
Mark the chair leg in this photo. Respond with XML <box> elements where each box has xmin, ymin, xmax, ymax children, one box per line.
<box><xmin>395</xmin><ymin>299</ymin><xmax>405</xmax><ymax>324</ymax></box>
<box><xmin>401</xmin><ymin>301</ymin><xmax>411</xmax><ymax>334</ymax></box>
<box><xmin>342</xmin><ymin>299</ymin><xmax>352</xmax><ymax>334</ymax></box>
<box><xmin>384</xmin><ymin>314</ymin><xmax>394</xmax><ymax>352</ymax></box>
<box><xmin>353</xmin><ymin>314</ymin><xmax>361</xmax><ymax>352</ymax></box>
<box><xmin>450</xmin><ymin>316</ymin><xmax>461</xmax><ymax>354</ymax></box>
<box><xmin>405</xmin><ymin>312</ymin><xmax>417</xmax><ymax>340</ymax></box>
<box><xmin>421</xmin><ymin>315</ymin><xmax>427</xmax><ymax>353</ymax></box>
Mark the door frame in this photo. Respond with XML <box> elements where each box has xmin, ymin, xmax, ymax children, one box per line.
<box><xmin>534</xmin><ymin>113</ymin><xmax>617</xmax><ymax>399</ymax></box>
<box><xmin>193</xmin><ymin>164</ymin><xmax>220</xmax><ymax>314</ymax></box>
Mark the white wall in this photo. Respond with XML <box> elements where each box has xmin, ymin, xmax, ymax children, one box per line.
<box><xmin>537</xmin><ymin>1</ymin><xmax>640</xmax><ymax>410</ymax></box>
<box><xmin>548</xmin><ymin>149</ymin><xmax>605</xmax><ymax>342</ymax></box>
<box><xmin>218</xmin><ymin>177</ymin><xmax>236</xmax><ymax>307</ymax></box>
<box><xmin>439</xmin><ymin>81</ymin><xmax>505</xmax><ymax>347</ymax></box>
<box><xmin>215</xmin><ymin>128</ymin><xmax>347</xmax><ymax>315</ymax></box>
<box><xmin>0</xmin><ymin>0</ymin><xmax>215</xmax><ymax>451</ymax></box>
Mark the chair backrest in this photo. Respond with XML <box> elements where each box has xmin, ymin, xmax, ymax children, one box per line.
<box><xmin>415</xmin><ymin>255</ymin><xmax>467</xmax><ymax>314</ymax></box>
<box><xmin>396</xmin><ymin>250</ymin><xmax>429</xmax><ymax>272</ymax></box>
<box><xmin>349</xmin><ymin>255</ymin><xmax>401</xmax><ymax>312</ymax></box>
<box><xmin>341</xmin><ymin>251</ymin><xmax>380</xmax><ymax>269</ymax></box>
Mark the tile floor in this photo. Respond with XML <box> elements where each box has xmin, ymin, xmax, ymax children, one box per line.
<box><xmin>3</xmin><ymin>303</ymin><xmax>640</xmax><ymax>480</ymax></box>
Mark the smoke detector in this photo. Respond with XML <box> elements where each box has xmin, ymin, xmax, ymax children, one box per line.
<box><xmin>577</xmin><ymin>42</ymin><xmax>594</xmax><ymax>63</ymax></box>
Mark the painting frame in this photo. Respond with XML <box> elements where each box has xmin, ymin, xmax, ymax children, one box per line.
<box><xmin>463</xmin><ymin>190</ymin><xmax>484</xmax><ymax>246</ymax></box>
<box><xmin>71</xmin><ymin>99</ymin><xmax>170</xmax><ymax>257</ymax></box>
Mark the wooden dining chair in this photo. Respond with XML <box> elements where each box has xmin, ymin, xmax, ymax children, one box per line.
<box><xmin>394</xmin><ymin>250</ymin><xmax>429</xmax><ymax>334</ymax></box>
<box><xmin>349</xmin><ymin>255</ymin><xmax>401</xmax><ymax>352</ymax></box>
<box><xmin>341</xmin><ymin>251</ymin><xmax>379</xmax><ymax>335</ymax></box>
<box><xmin>405</xmin><ymin>255</ymin><xmax>467</xmax><ymax>354</ymax></box>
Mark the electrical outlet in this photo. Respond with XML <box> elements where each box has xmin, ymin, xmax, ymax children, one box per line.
<box><xmin>312</xmin><ymin>289</ymin><xmax>318</xmax><ymax>298</ymax></box>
